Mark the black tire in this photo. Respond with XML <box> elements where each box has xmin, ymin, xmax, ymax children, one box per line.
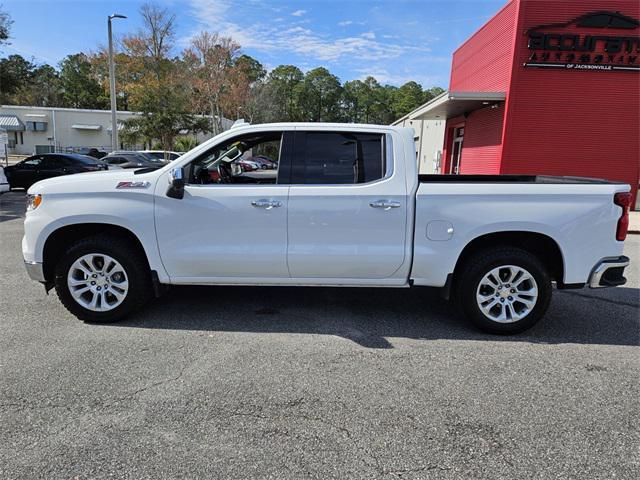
<box><xmin>455</xmin><ymin>247</ymin><xmax>552</xmax><ymax>334</ymax></box>
<box><xmin>54</xmin><ymin>234</ymin><xmax>153</xmax><ymax>323</ymax></box>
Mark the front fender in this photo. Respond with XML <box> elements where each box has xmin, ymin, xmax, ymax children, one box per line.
<box><xmin>24</xmin><ymin>190</ymin><xmax>169</xmax><ymax>283</ymax></box>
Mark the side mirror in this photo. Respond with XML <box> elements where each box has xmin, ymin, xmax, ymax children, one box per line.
<box><xmin>167</xmin><ymin>167</ymin><xmax>185</xmax><ymax>199</ymax></box>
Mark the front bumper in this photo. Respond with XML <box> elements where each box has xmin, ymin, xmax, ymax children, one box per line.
<box><xmin>588</xmin><ymin>256</ymin><xmax>630</xmax><ymax>288</ymax></box>
<box><xmin>24</xmin><ymin>260</ymin><xmax>45</xmax><ymax>282</ymax></box>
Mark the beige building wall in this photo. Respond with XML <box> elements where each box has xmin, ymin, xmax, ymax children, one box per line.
<box><xmin>392</xmin><ymin>117</ymin><xmax>445</xmax><ymax>174</ymax></box>
<box><xmin>1</xmin><ymin>105</ymin><xmax>224</xmax><ymax>155</ymax></box>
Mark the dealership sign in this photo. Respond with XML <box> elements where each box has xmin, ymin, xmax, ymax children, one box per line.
<box><xmin>524</xmin><ymin>11</ymin><xmax>639</xmax><ymax>72</ymax></box>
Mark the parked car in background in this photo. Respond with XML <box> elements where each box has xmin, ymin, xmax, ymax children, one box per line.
<box><xmin>76</xmin><ymin>148</ymin><xmax>107</xmax><ymax>159</ymax></box>
<box><xmin>4</xmin><ymin>153</ymin><xmax>108</xmax><ymax>190</ymax></box>
<box><xmin>102</xmin><ymin>152</ymin><xmax>167</xmax><ymax>169</ymax></box>
<box><xmin>140</xmin><ymin>150</ymin><xmax>182</xmax><ymax>161</ymax></box>
<box><xmin>236</xmin><ymin>159</ymin><xmax>259</xmax><ymax>172</ymax></box>
<box><xmin>247</xmin><ymin>156</ymin><xmax>277</xmax><ymax>169</ymax></box>
<box><xmin>111</xmin><ymin>150</ymin><xmax>159</xmax><ymax>161</ymax></box>
<box><xmin>0</xmin><ymin>166</ymin><xmax>9</xmax><ymax>194</ymax></box>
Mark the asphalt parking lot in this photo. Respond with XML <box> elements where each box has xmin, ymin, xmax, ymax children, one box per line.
<box><xmin>1</xmin><ymin>191</ymin><xmax>638</xmax><ymax>479</ymax></box>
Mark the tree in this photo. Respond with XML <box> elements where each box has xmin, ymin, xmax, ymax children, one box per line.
<box><xmin>119</xmin><ymin>3</ymin><xmax>204</xmax><ymax>151</ymax></box>
<box><xmin>0</xmin><ymin>4</ymin><xmax>12</xmax><ymax>50</ymax></box>
<box><xmin>121</xmin><ymin>100</ymin><xmax>208</xmax><ymax>151</ymax></box>
<box><xmin>220</xmin><ymin>54</ymin><xmax>266</xmax><ymax>121</ymax></box>
<box><xmin>59</xmin><ymin>53</ymin><xmax>108</xmax><ymax>109</ymax></box>
<box><xmin>234</xmin><ymin>54</ymin><xmax>266</xmax><ymax>83</ymax></box>
<box><xmin>183</xmin><ymin>31</ymin><xmax>241</xmax><ymax>134</ymax></box>
<box><xmin>392</xmin><ymin>81</ymin><xmax>426</xmax><ymax>119</ymax></box>
<box><xmin>343</xmin><ymin>76</ymin><xmax>386</xmax><ymax>123</ymax></box>
<box><xmin>11</xmin><ymin>64</ymin><xmax>62</xmax><ymax>107</ymax></box>
<box><xmin>262</xmin><ymin>65</ymin><xmax>304</xmax><ymax>121</ymax></box>
<box><xmin>174</xmin><ymin>136</ymin><xmax>198</xmax><ymax>152</ymax></box>
<box><xmin>295</xmin><ymin>67</ymin><xmax>343</xmax><ymax>122</ymax></box>
<box><xmin>423</xmin><ymin>86</ymin><xmax>445</xmax><ymax>103</ymax></box>
<box><xmin>0</xmin><ymin>54</ymin><xmax>34</xmax><ymax>103</ymax></box>
<box><xmin>123</xmin><ymin>2</ymin><xmax>176</xmax><ymax>81</ymax></box>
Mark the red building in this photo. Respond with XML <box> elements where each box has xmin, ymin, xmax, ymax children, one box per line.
<box><xmin>406</xmin><ymin>0</ymin><xmax>639</xmax><ymax>207</ymax></box>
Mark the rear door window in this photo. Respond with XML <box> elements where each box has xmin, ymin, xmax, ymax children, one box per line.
<box><xmin>41</xmin><ymin>156</ymin><xmax>66</xmax><ymax>169</ymax></box>
<box><xmin>22</xmin><ymin>156</ymin><xmax>43</xmax><ymax>167</ymax></box>
<box><xmin>290</xmin><ymin>132</ymin><xmax>385</xmax><ymax>185</ymax></box>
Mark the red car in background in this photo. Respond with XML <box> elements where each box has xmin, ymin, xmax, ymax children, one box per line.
<box><xmin>247</xmin><ymin>156</ymin><xmax>277</xmax><ymax>169</ymax></box>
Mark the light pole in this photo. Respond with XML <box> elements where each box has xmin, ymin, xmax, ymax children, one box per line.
<box><xmin>108</xmin><ymin>13</ymin><xmax>126</xmax><ymax>152</ymax></box>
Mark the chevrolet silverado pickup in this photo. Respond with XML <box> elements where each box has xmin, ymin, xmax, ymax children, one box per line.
<box><xmin>22</xmin><ymin>122</ymin><xmax>632</xmax><ymax>334</ymax></box>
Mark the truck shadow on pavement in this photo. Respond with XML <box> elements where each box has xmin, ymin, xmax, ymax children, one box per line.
<box><xmin>115</xmin><ymin>284</ymin><xmax>640</xmax><ymax>349</ymax></box>
<box><xmin>4</xmin><ymin>192</ymin><xmax>638</xmax><ymax>348</ymax></box>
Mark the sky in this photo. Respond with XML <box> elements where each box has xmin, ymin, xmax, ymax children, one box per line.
<box><xmin>2</xmin><ymin>0</ymin><xmax>506</xmax><ymax>88</ymax></box>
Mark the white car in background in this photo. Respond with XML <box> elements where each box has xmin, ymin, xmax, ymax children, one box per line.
<box><xmin>139</xmin><ymin>150</ymin><xmax>182</xmax><ymax>161</ymax></box>
<box><xmin>0</xmin><ymin>165</ymin><xmax>10</xmax><ymax>194</ymax></box>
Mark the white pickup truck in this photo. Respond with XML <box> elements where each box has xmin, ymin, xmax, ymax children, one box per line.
<box><xmin>22</xmin><ymin>122</ymin><xmax>632</xmax><ymax>334</ymax></box>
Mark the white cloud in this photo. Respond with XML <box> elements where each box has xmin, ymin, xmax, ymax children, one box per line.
<box><xmin>354</xmin><ymin>67</ymin><xmax>445</xmax><ymax>87</ymax></box>
<box><xmin>338</xmin><ymin>20</ymin><xmax>353</xmax><ymax>27</ymax></box>
<box><xmin>291</xmin><ymin>10</ymin><xmax>306</xmax><ymax>17</ymax></box>
<box><xmin>185</xmin><ymin>0</ymin><xmax>434</xmax><ymax>64</ymax></box>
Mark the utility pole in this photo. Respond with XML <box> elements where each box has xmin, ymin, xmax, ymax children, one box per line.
<box><xmin>108</xmin><ymin>13</ymin><xmax>127</xmax><ymax>152</ymax></box>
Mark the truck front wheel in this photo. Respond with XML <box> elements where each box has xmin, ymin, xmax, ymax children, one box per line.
<box><xmin>54</xmin><ymin>234</ymin><xmax>152</xmax><ymax>323</ymax></box>
<box><xmin>456</xmin><ymin>247</ymin><xmax>552</xmax><ymax>334</ymax></box>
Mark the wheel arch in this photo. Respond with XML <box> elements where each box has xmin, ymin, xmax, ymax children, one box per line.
<box><xmin>42</xmin><ymin>223</ymin><xmax>150</xmax><ymax>283</ymax></box>
<box><xmin>453</xmin><ymin>231</ymin><xmax>566</xmax><ymax>286</ymax></box>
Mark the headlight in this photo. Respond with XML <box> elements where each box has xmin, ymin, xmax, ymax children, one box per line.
<box><xmin>26</xmin><ymin>194</ymin><xmax>42</xmax><ymax>211</ymax></box>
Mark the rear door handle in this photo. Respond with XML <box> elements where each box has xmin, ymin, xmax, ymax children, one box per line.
<box><xmin>251</xmin><ymin>199</ymin><xmax>282</xmax><ymax>210</ymax></box>
<box><xmin>369</xmin><ymin>200</ymin><xmax>401</xmax><ymax>210</ymax></box>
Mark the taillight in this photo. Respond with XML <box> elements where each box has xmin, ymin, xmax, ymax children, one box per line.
<box><xmin>614</xmin><ymin>192</ymin><xmax>632</xmax><ymax>241</ymax></box>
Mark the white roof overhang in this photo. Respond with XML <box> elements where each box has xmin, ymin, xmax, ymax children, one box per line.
<box><xmin>408</xmin><ymin>91</ymin><xmax>507</xmax><ymax>121</ymax></box>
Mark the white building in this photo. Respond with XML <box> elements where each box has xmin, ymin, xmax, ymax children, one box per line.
<box><xmin>0</xmin><ymin>105</ymin><xmax>230</xmax><ymax>156</ymax></box>
<box><xmin>392</xmin><ymin>101</ymin><xmax>446</xmax><ymax>175</ymax></box>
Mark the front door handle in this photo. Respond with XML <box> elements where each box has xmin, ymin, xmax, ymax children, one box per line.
<box><xmin>251</xmin><ymin>199</ymin><xmax>282</xmax><ymax>210</ymax></box>
<box><xmin>369</xmin><ymin>200</ymin><xmax>401</xmax><ymax>210</ymax></box>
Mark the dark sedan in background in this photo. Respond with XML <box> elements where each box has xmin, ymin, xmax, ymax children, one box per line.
<box><xmin>4</xmin><ymin>153</ymin><xmax>108</xmax><ymax>190</ymax></box>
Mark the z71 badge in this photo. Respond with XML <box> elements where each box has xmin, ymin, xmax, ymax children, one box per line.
<box><xmin>116</xmin><ymin>181</ymin><xmax>151</xmax><ymax>189</ymax></box>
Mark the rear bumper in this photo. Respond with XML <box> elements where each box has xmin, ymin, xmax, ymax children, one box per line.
<box><xmin>588</xmin><ymin>256</ymin><xmax>629</xmax><ymax>288</ymax></box>
<box><xmin>24</xmin><ymin>260</ymin><xmax>45</xmax><ymax>282</ymax></box>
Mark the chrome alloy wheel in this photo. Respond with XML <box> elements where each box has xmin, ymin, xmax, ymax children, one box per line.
<box><xmin>476</xmin><ymin>265</ymin><xmax>538</xmax><ymax>323</ymax></box>
<box><xmin>67</xmin><ymin>253</ymin><xmax>129</xmax><ymax>312</ymax></box>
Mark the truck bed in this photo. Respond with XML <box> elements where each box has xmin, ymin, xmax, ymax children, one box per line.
<box><xmin>418</xmin><ymin>174</ymin><xmax>624</xmax><ymax>185</ymax></box>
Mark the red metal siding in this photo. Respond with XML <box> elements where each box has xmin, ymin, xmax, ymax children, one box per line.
<box><xmin>502</xmin><ymin>0</ymin><xmax>640</xmax><ymax>204</ymax></box>
<box><xmin>459</xmin><ymin>104</ymin><xmax>505</xmax><ymax>174</ymax></box>
<box><xmin>449</xmin><ymin>0</ymin><xmax>518</xmax><ymax>92</ymax></box>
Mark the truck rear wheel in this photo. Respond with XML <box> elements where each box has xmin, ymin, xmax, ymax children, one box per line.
<box><xmin>455</xmin><ymin>247</ymin><xmax>552</xmax><ymax>334</ymax></box>
<box><xmin>54</xmin><ymin>234</ymin><xmax>152</xmax><ymax>323</ymax></box>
